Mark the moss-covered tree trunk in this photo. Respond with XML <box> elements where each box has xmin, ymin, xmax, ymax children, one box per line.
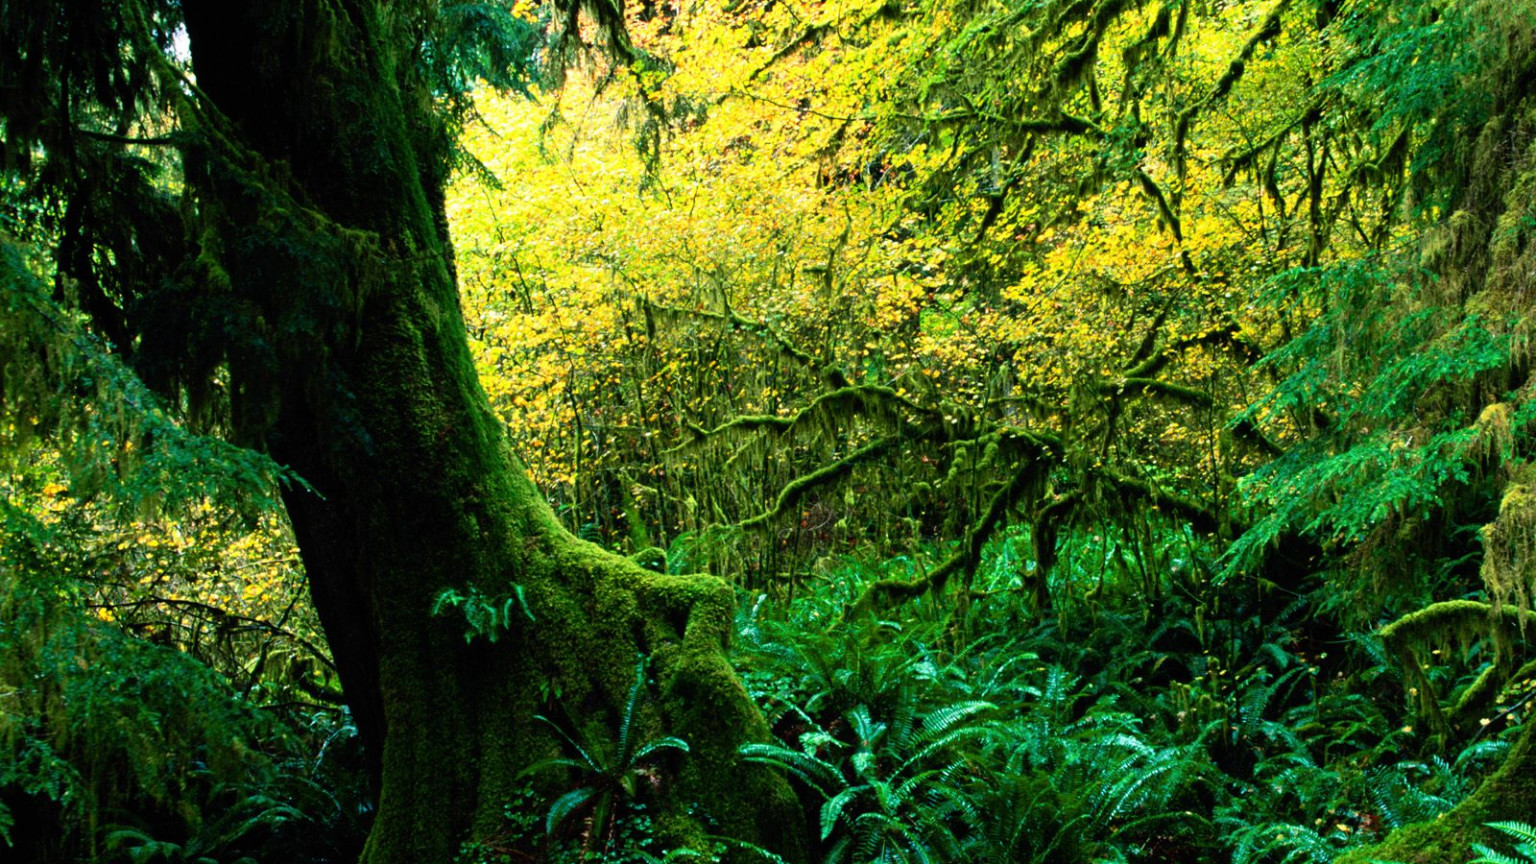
<box><xmin>176</xmin><ymin>2</ymin><xmax>804</xmax><ymax>862</ymax></box>
<box><xmin>1335</xmin><ymin>720</ymin><xmax>1536</xmax><ymax>864</ymax></box>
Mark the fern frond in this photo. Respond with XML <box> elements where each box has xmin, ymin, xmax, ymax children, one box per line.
<box><xmin>821</xmin><ymin>832</ymin><xmax>853</xmax><ymax>864</ymax></box>
<box><xmin>849</xmin><ymin>705</ymin><xmax>888</xmax><ymax>751</ymax></box>
<box><xmin>821</xmin><ymin>786</ymin><xmax>865</xmax><ymax>840</ymax></box>
<box><xmin>618</xmin><ymin>654</ymin><xmax>649</xmax><ymax>764</ymax></box>
<box><xmin>528</xmin><ymin>715</ymin><xmax>604</xmax><ymax>774</ymax></box>
<box><xmin>1484</xmin><ymin>822</ymin><xmax>1536</xmax><ymax>845</ymax></box>
<box><xmin>1468</xmin><ymin>845</ymin><xmax>1527</xmax><ymax>864</ymax></box>
<box><xmin>920</xmin><ymin>700</ymin><xmax>996</xmax><ymax>737</ymax></box>
<box><xmin>739</xmin><ymin>742</ymin><xmax>843</xmax><ymax>794</ymax></box>
<box><xmin>630</xmin><ymin>736</ymin><xmax>689</xmax><ymax>763</ymax></box>
<box><xmin>545</xmin><ymin>786</ymin><xmax>600</xmax><ymax>834</ymax></box>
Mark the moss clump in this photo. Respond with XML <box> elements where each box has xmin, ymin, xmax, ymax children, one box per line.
<box><xmin>630</xmin><ymin>546</ymin><xmax>668</xmax><ymax>572</ymax></box>
<box><xmin>1483</xmin><ymin>479</ymin><xmax>1536</xmax><ymax>626</ymax></box>
<box><xmin>445</xmin><ymin>522</ymin><xmax>808</xmax><ymax>864</ymax></box>
<box><xmin>653</xmin><ymin>640</ymin><xmax>807</xmax><ymax>863</ymax></box>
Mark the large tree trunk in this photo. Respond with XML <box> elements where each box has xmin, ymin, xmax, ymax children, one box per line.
<box><xmin>176</xmin><ymin>2</ymin><xmax>805</xmax><ymax>861</ymax></box>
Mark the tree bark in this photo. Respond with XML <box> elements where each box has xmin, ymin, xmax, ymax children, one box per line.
<box><xmin>177</xmin><ymin>2</ymin><xmax>805</xmax><ymax>861</ymax></box>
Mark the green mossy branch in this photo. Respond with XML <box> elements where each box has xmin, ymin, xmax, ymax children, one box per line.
<box><xmin>1380</xmin><ymin>599</ymin><xmax>1533</xmax><ymax>738</ymax></box>
<box><xmin>1220</xmin><ymin>98</ymin><xmax>1323</xmax><ymax>184</ymax></box>
<box><xmin>1049</xmin><ymin>0</ymin><xmax>1135</xmax><ymax>92</ymax></box>
<box><xmin>673</xmin><ymin>383</ymin><xmax>944</xmax><ymax>455</ymax></box>
<box><xmin>1096</xmin><ymin>468</ymin><xmax>1227</xmax><ymax>534</ymax></box>
<box><xmin>850</xmin><ymin>457</ymin><xmax>1051</xmax><ymax>617</ymax></box>
<box><xmin>1449</xmin><ymin>662</ymin><xmax>1506</xmax><ymax>732</ymax></box>
<box><xmin>1103</xmin><ymin>376</ymin><xmax>1214</xmax><ymax>408</ymax></box>
<box><xmin>1174</xmin><ymin>0</ymin><xmax>1290</xmax><ymax>133</ymax></box>
<box><xmin>1120</xmin><ymin>323</ymin><xmax>1255</xmax><ymax>380</ymax></box>
<box><xmin>682</xmin><ymin>415</ymin><xmax>794</xmax><ymax>441</ymax></box>
<box><xmin>1379</xmin><ymin>599</ymin><xmax>1533</xmax><ymax>651</ymax></box>
<box><xmin>738</xmin><ymin>436</ymin><xmax>900</xmax><ymax>530</ymax></box>
<box><xmin>643</xmin><ymin>298</ymin><xmax>850</xmax><ymax>389</ymax></box>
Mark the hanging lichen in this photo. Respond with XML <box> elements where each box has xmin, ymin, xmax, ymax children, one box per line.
<box><xmin>1481</xmin><ymin>469</ymin><xmax>1536</xmax><ymax>630</ymax></box>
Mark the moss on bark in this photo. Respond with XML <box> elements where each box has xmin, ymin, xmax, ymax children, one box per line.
<box><xmin>175</xmin><ymin>2</ymin><xmax>807</xmax><ymax>862</ymax></box>
<box><xmin>1334</xmin><ymin>721</ymin><xmax>1536</xmax><ymax>864</ymax></box>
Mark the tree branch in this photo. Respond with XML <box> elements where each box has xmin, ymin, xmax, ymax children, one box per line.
<box><xmin>738</xmin><ymin>436</ymin><xmax>901</xmax><ymax>530</ymax></box>
<box><xmin>644</xmin><ymin>297</ymin><xmax>850</xmax><ymax>388</ymax></box>
<box><xmin>850</xmin><ymin>456</ymin><xmax>1051</xmax><ymax>615</ymax></box>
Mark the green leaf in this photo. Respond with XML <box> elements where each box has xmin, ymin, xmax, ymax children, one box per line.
<box><xmin>545</xmin><ymin>786</ymin><xmax>600</xmax><ymax>834</ymax></box>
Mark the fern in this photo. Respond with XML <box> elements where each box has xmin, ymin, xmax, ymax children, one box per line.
<box><xmin>742</xmin><ymin>694</ymin><xmax>994</xmax><ymax>864</ymax></box>
<box><xmin>430</xmin><ymin>583</ymin><xmax>534</xmax><ymax>644</ymax></box>
<box><xmin>1469</xmin><ymin>822</ymin><xmax>1536</xmax><ymax>864</ymax></box>
<box><xmin>521</xmin><ymin>656</ymin><xmax>688</xmax><ymax>844</ymax></box>
<box><xmin>1225</xmin><ymin>821</ymin><xmax>1345</xmax><ymax>864</ymax></box>
<box><xmin>103</xmin><ymin>785</ymin><xmax>304</xmax><ymax>864</ymax></box>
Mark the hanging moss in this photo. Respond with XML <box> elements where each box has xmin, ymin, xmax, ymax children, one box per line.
<box><xmin>1378</xmin><ymin>599</ymin><xmax>1534</xmax><ymax>737</ymax></box>
<box><xmin>1482</xmin><ymin>478</ymin><xmax>1536</xmax><ymax>627</ymax></box>
<box><xmin>1378</xmin><ymin>599</ymin><xmax>1519</xmax><ymax>649</ymax></box>
<box><xmin>738</xmin><ymin>436</ymin><xmax>899</xmax><ymax>530</ymax></box>
<box><xmin>851</xmin><ymin>456</ymin><xmax>1051</xmax><ymax>616</ymax></box>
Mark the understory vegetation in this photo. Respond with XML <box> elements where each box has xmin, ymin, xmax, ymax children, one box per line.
<box><xmin>4</xmin><ymin>0</ymin><xmax>1536</xmax><ymax>861</ymax></box>
<box><xmin>4</xmin><ymin>495</ymin><xmax>1533</xmax><ymax>863</ymax></box>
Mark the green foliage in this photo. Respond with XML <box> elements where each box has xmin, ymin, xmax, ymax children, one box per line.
<box><xmin>456</xmin><ymin>789</ymin><xmax>683</xmax><ymax>864</ymax></box>
<box><xmin>1220</xmin><ymin>744</ymin><xmax>1492</xmax><ymax>864</ymax></box>
<box><xmin>5</xmin><ymin>0</ymin><xmax>1536</xmax><ymax>859</ymax></box>
<box><xmin>1324</xmin><ymin>0</ymin><xmax>1504</xmax><ymax>207</ymax></box>
<box><xmin>522</xmin><ymin>656</ymin><xmax>689</xmax><ymax>848</ymax></box>
<box><xmin>972</xmin><ymin>665</ymin><xmax>1216</xmax><ymax>863</ymax></box>
<box><xmin>431</xmin><ymin>3</ymin><xmax>547</xmax><ymax>102</ymax></box>
<box><xmin>1470</xmin><ymin>822</ymin><xmax>1536</xmax><ymax>864</ymax></box>
<box><xmin>722</xmin><ymin>532</ymin><xmax>1533</xmax><ymax>864</ymax></box>
<box><xmin>104</xmin><ymin>788</ymin><xmax>304</xmax><ymax>864</ymax></box>
<box><xmin>0</xmin><ymin>239</ymin><xmax>301</xmax><ymax>516</ymax></box>
<box><xmin>0</xmin><ymin>549</ymin><xmax>351</xmax><ymax>862</ymax></box>
<box><xmin>742</xmin><ymin>695</ymin><xmax>992</xmax><ymax>864</ymax></box>
<box><xmin>431</xmin><ymin>583</ymin><xmax>536</xmax><ymax>644</ymax></box>
<box><xmin>1</xmin><ymin>244</ymin><xmax>367</xmax><ymax>863</ymax></box>
<box><xmin>737</xmin><ymin>614</ymin><xmax>932</xmax><ymax>722</ymax></box>
<box><xmin>1227</xmin><ymin>259</ymin><xmax>1514</xmax><ymax>585</ymax></box>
